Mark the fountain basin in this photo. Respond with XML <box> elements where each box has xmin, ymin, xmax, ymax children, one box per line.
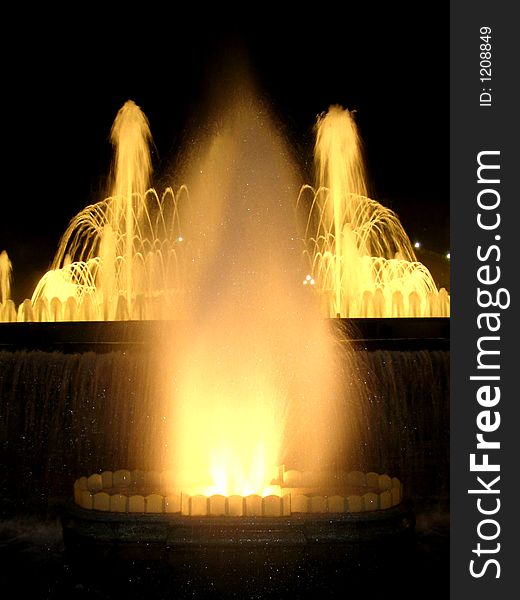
<box><xmin>73</xmin><ymin>468</ymin><xmax>403</xmax><ymax>516</ymax></box>
<box><xmin>62</xmin><ymin>499</ymin><xmax>414</xmax><ymax>549</ymax></box>
<box><xmin>59</xmin><ymin>498</ymin><xmax>417</xmax><ymax>600</ymax></box>
<box><xmin>64</xmin><ymin>468</ymin><xmax>410</xmax><ymax>557</ymax></box>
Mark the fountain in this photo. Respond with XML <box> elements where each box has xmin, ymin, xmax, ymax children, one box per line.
<box><xmin>0</xmin><ymin>83</ymin><xmax>448</xmax><ymax>596</ymax></box>
<box><xmin>61</xmin><ymin>93</ymin><xmax>409</xmax><ymax>526</ymax></box>
<box><xmin>0</xmin><ymin>103</ymin><xmax>449</xmax><ymax>323</ymax></box>
<box><xmin>9</xmin><ymin>101</ymin><xmax>186</xmax><ymax>323</ymax></box>
<box><xmin>300</xmin><ymin>105</ymin><xmax>449</xmax><ymax>318</ymax></box>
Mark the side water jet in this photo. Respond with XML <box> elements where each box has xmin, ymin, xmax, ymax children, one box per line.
<box><xmin>28</xmin><ymin>100</ymin><xmax>187</xmax><ymax>322</ymax></box>
<box><xmin>300</xmin><ymin>105</ymin><xmax>449</xmax><ymax>318</ymax></box>
<box><xmin>0</xmin><ymin>250</ymin><xmax>12</xmax><ymax>305</ymax></box>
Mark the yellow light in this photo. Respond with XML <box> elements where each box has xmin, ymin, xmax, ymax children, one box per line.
<box><xmin>304</xmin><ymin>105</ymin><xmax>450</xmax><ymax>318</ymax></box>
<box><xmin>37</xmin><ymin>270</ymin><xmax>78</xmax><ymax>303</ymax></box>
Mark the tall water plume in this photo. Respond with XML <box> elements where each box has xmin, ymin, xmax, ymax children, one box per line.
<box><xmin>106</xmin><ymin>100</ymin><xmax>153</xmax><ymax>305</ymax></box>
<box><xmin>163</xmin><ymin>88</ymin><xmax>359</xmax><ymax>496</ymax></box>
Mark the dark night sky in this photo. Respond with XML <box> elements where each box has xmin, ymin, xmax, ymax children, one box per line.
<box><xmin>1</xmin><ymin>4</ymin><xmax>449</xmax><ymax>303</ymax></box>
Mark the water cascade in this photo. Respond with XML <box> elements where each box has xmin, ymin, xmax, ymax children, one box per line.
<box><xmin>0</xmin><ymin>345</ymin><xmax>447</xmax><ymax>514</ymax></box>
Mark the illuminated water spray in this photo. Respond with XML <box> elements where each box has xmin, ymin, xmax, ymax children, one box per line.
<box><xmin>0</xmin><ymin>250</ymin><xmax>12</xmax><ymax>304</ymax></box>
<box><xmin>0</xmin><ymin>100</ymin><xmax>449</xmax><ymax>322</ymax></box>
<box><xmin>162</xmin><ymin>94</ymin><xmax>354</xmax><ymax>498</ymax></box>
<box><xmin>0</xmin><ymin>92</ymin><xmax>434</xmax><ymax>514</ymax></box>
<box><xmin>26</xmin><ymin>101</ymin><xmax>187</xmax><ymax>322</ymax></box>
<box><xmin>300</xmin><ymin>105</ymin><xmax>449</xmax><ymax>317</ymax></box>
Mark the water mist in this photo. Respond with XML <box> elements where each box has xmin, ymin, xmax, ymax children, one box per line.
<box><xmin>162</xmin><ymin>89</ymin><xmax>358</xmax><ymax>497</ymax></box>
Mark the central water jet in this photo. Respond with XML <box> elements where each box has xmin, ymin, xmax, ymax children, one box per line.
<box><xmin>160</xmin><ymin>88</ymin><xmax>359</xmax><ymax>501</ymax></box>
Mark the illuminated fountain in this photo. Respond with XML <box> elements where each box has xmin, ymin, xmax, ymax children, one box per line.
<box><xmin>60</xmin><ymin>93</ymin><xmax>413</xmax><ymax>572</ymax></box>
<box><xmin>16</xmin><ymin>101</ymin><xmax>187</xmax><ymax>323</ymax></box>
<box><xmin>0</xmin><ymin>88</ymin><xmax>448</xmax><ymax>597</ymax></box>
<box><xmin>0</xmin><ymin>105</ymin><xmax>449</xmax><ymax>323</ymax></box>
<box><xmin>66</xmin><ymin>94</ymin><xmax>405</xmax><ymax>524</ymax></box>
<box><xmin>0</xmin><ymin>94</ymin><xmax>448</xmax><ymax>500</ymax></box>
<box><xmin>300</xmin><ymin>105</ymin><xmax>450</xmax><ymax>318</ymax></box>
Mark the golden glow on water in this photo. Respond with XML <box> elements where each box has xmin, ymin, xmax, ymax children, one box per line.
<box><xmin>300</xmin><ymin>105</ymin><xmax>449</xmax><ymax>317</ymax></box>
<box><xmin>163</xmin><ymin>92</ymin><xmax>351</xmax><ymax>499</ymax></box>
<box><xmin>170</xmin><ymin>340</ymin><xmax>287</xmax><ymax>497</ymax></box>
<box><xmin>177</xmin><ymin>419</ymin><xmax>282</xmax><ymax>498</ymax></box>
